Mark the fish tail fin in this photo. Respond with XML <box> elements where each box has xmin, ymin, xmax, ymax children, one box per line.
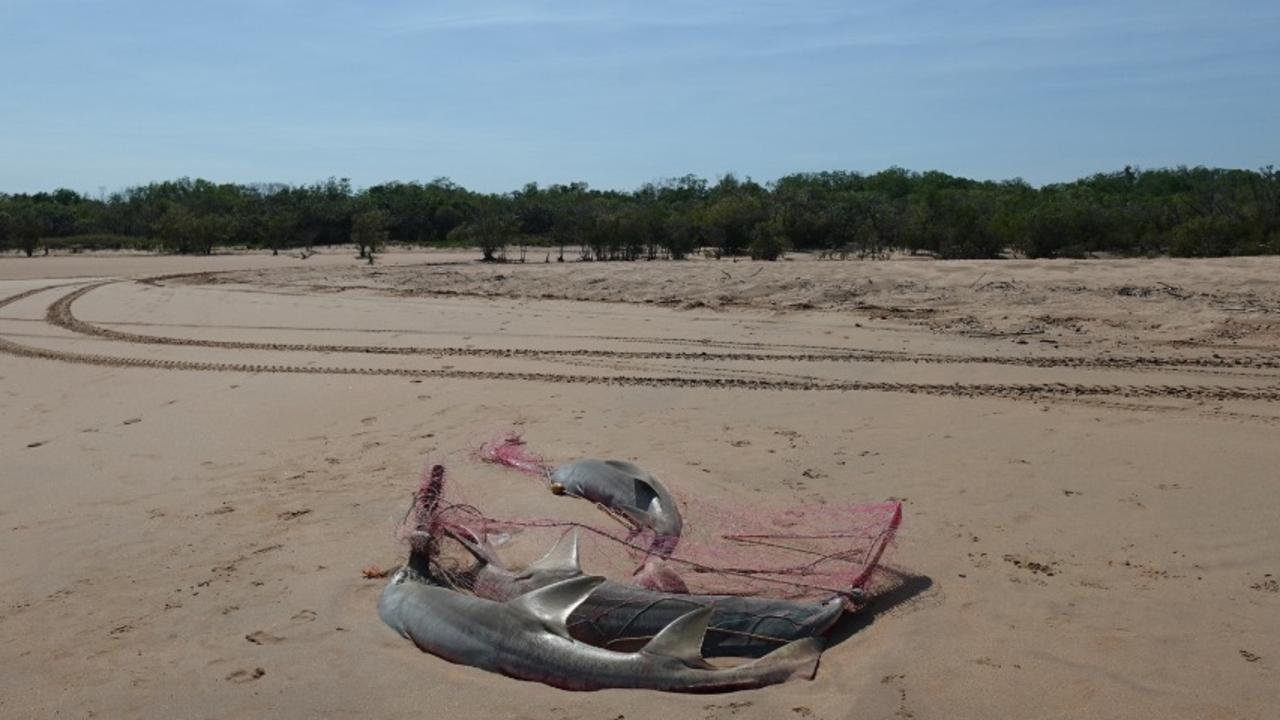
<box><xmin>746</xmin><ymin>636</ymin><xmax>824</xmax><ymax>682</ymax></box>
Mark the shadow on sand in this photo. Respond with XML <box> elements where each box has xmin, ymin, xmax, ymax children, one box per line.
<box><xmin>826</xmin><ymin>567</ymin><xmax>935</xmax><ymax>649</ymax></box>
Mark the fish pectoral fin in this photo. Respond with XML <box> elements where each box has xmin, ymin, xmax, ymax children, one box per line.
<box><xmin>507</xmin><ymin>575</ymin><xmax>605</xmax><ymax>639</ymax></box>
<box><xmin>521</xmin><ymin>528</ymin><xmax>582</xmax><ymax>577</ymax></box>
<box><xmin>639</xmin><ymin>606</ymin><xmax>714</xmax><ymax>669</ymax></box>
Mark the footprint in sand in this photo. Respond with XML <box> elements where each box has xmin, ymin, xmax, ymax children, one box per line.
<box><xmin>245</xmin><ymin>630</ymin><xmax>285</xmax><ymax>645</ymax></box>
<box><xmin>702</xmin><ymin>701</ymin><xmax>753</xmax><ymax>719</ymax></box>
<box><xmin>226</xmin><ymin>668</ymin><xmax>265</xmax><ymax>683</ymax></box>
<box><xmin>244</xmin><ymin>609</ymin><xmax>317</xmax><ymax>646</ymax></box>
<box><xmin>1249</xmin><ymin>575</ymin><xmax>1278</xmax><ymax>593</ymax></box>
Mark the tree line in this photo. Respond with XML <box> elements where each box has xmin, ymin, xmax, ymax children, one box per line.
<box><xmin>1</xmin><ymin>166</ymin><xmax>1277</xmax><ymax>261</ymax></box>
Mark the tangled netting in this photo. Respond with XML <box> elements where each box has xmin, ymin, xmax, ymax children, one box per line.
<box><xmin>397</xmin><ymin>433</ymin><xmax>903</xmax><ymax>611</ymax></box>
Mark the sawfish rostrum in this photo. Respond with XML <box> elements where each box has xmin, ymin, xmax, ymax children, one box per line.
<box><xmin>379</xmin><ymin>569</ymin><xmax>822</xmax><ymax>692</ymax></box>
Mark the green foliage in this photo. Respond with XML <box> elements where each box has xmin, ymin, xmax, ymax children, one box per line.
<box><xmin>749</xmin><ymin>217</ymin><xmax>788</xmax><ymax>260</ymax></box>
<box><xmin>1169</xmin><ymin>215</ymin><xmax>1248</xmax><ymax>257</ymax></box>
<box><xmin>40</xmin><ymin>234</ymin><xmax>159</xmax><ymax>252</ymax></box>
<box><xmin>698</xmin><ymin>192</ymin><xmax>767</xmax><ymax>257</ymax></box>
<box><xmin>2</xmin><ymin>165</ymin><xmax>1278</xmax><ymax>261</ymax></box>
<box><xmin>352</xmin><ymin>208</ymin><xmax>391</xmax><ymax>261</ymax></box>
<box><xmin>10</xmin><ymin>203</ymin><xmax>51</xmax><ymax>256</ymax></box>
<box><xmin>448</xmin><ymin>211</ymin><xmax>515</xmax><ymax>262</ymax></box>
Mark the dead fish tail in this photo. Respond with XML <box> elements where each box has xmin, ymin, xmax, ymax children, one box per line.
<box><xmin>748</xmin><ymin>635</ymin><xmax>823</xmax><ymax>683</ymax></box>
<box><xmin>665</xmin><ymin>636</ymin><xmax>824</xmax><ymax>693</ymax></box>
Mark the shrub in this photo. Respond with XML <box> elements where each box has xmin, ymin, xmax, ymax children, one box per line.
<box><xmin>749</xmin><ymin>220</ymin><xmax>788</xmax><ymax>260</ymax></box>
<box><xmin>41</xmin><ymin>234</ymin><xmax>160</xmax><ymax>252</ymax></box>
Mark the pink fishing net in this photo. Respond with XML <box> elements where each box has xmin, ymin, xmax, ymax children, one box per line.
<box><xmin>402</xmin><ymin>432</ymin><xmax>905</xmax><ymax>604</ymax></box>
<box><xmin>478</xmin><ymin>432</ymin><xmax>547</xmax><ymax>477</ymax></box>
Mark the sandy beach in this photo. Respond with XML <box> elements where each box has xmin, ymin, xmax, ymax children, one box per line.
<box><xmin>2</xmin><ymin>250</ymin><xmax>1278</xmax><ymax>719</ymax></box>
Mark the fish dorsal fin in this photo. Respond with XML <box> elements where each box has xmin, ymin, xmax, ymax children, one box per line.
<box><xmin>507</xmin><ymin>575</ymin><xmax>605</xmax><ymax>638</ymax></box>
<box><xmin>640</xmin><ymin>606</ymin><xmax>713</xmax><ymax>668</ymax></box>
<box><xmin>524</xmin><ymin>529</ymin><xmax>582</xmax><ymax>576</ymax></box>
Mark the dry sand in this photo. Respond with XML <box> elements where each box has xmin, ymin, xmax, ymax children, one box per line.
<box><xmin>2</xmin><ymin>250</ymin><xmax>1278</xmax><ymax>719</ymax></box>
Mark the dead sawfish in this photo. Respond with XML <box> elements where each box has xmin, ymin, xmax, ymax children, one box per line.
<box><xmin>407</xmin><ymin>464</ymin><xmax>846</xmax><ymax>658</ymax></box>
<box><xmin>379</xmin><ymin>566</ymin><xmax>822</xmax><ymax>692</ymax></box>
<box><xmin>449</xmin><ymin>528</ymin><xmax>849</xmax><ymax>658</ymax></box>
<box><xmin>548</xmin><ymin>459</ymin><xmax>683</xmax><ymax>547</ymax></box>
<box><xmin>548</xmin><ymin>459</ymin><xmax>685</xmax><ymax>590</ymax></box>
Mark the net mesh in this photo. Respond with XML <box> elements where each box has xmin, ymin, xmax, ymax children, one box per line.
<box><xmin>405</xmin><ymin>432</ymin><xmax>904</xmax><ymax>605</ymax></box>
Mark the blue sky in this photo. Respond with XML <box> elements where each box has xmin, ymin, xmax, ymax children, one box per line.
<box><xmin>1</xmin><ymin>0</ymin><xmax>1277</xmax><ymax>194</ymax></box>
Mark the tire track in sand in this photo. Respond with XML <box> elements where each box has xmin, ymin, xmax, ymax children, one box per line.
<box><xmin>54</xmin><ymin>280</ymin><xmax>1280</xmax><ymax>372</ymax></box>
<box><xmin>3</xmin><ymin>284</ymin><xmax>1280</xmax><ymax>406</ymax></box>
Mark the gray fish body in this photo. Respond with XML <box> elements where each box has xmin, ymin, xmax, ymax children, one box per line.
<box><xmin>548</xmin><ymin>459</ymin><xmax>683</xmax><ymax>547</ymax></box>
<box><xmin>571</xmin><ymin>588</ymin><xmax>845</xmax><ymax>657</ymax></box>
<box><xmin>379</xmin><ymin>571</ymin><xmax>822</xmax><ymax>692</ymax></box>
<box><xmin>463</xmin><ymin>531</ymin><xmax>846</xmax><ymax>657</ymax></box>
